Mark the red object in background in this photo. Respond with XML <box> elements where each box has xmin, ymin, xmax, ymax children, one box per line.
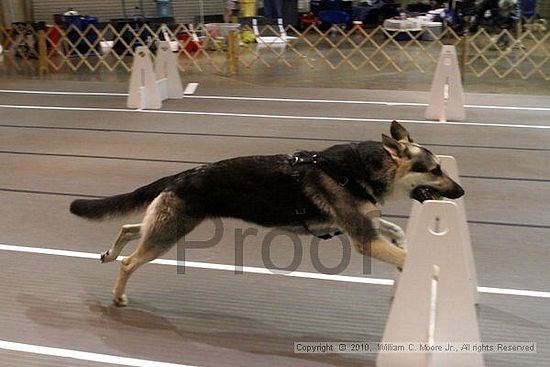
<box><xmin>176</xmin><ymin>33</ymin><xmax>200</xmax><ymax>53</ymax></box>
<box><xmin>45</xmin><ymin>26</ymin><xmax>63</xmax><ymax>56</ymax></box>
<box><xmin>47</xmin><ymin>26</ymin><xmax>61</xmax><ymax>47</ymax></box>
<box><xmin>300</xmin><ymin>13</ymin><xmax>321</xmax><ymax>28</ymax></box>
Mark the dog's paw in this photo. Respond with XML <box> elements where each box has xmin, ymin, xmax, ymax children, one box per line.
<box><xmin>385</xmin><ymin>227</ymin><xmax>406</xmax><ymax>249</ymax></box>
<box><xmin>391</xmin><ymin>236</ymin><xmax>406</xmax><ymax>249</ymax></box>
<box><xmin>100</xmin><ymin>250</ymin><xmax>116</xmax><ymax>263</ymax></box>
<box><xmin>113</xmin><ymin>294</ymin><xmax>128</xmax><ymax>307</ymax></box>
<box><xmin>380</xmin><ymin>219</ymin><xmax>406</xmax><ymax>248</ymax></box>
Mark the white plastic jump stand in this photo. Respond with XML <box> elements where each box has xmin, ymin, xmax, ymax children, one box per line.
<box><xmin>425</xmin><ymin>45</ymin><xmax>465</xmax><ymax>122</ymax></box>
<box><xmin>377</xmin><ymin>201</ymin><xmax>484</xmax><ymax>367</ymax></box>
<box><xmin>127</xmin><ymin>46</ymin><xmax>162</xmax><ymax>109</ymax></box>
<box><xmin>127</xmin><ymin>42</ymin><xmax>183</xmax><ymax>110</ymax></box>
<box><xmin>401</xmin><ymin>155</ymin><xmax>479</xmax><ymax>305</ymax></box>
<box><xmin>155</xmin><ymin>41</ymin><xmax>183</xmax><ymax>100</ymax></box>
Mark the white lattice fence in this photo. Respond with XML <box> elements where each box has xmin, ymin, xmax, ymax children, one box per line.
<box><xmin>0</xmin><ymin>22</ymin><xmax>548</xmax><ymax>80</ymax></box>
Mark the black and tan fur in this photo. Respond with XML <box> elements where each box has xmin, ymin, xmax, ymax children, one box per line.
<box><xmin>70</xmin><ymin>121</ymin><xmax>464</xmax><ymax>306</ymax></box>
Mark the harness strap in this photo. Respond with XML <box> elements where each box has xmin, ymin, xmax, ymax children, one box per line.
<box><xmin>290</xmin><ymin>150</ymin><xmax>377</xmax><ymax>204</ymax></box>
<box><xmin>312</xmin><ymin>231</ymin><xmax>340</xmax><ymax>240</ymax></box>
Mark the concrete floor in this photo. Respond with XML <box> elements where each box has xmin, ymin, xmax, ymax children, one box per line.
<box><xmin>0</xmin><ymin>77</ymin><xmax>549</xmax><ymax>367</ymax></box>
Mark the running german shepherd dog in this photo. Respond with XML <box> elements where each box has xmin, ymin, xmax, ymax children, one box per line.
<box><xmin>70</xmin><ymin>121</ymin><xmax>464</xmax><ymax>306</ymax></box>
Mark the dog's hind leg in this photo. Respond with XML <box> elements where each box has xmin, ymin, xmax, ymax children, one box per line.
<box><xmin>101</xmin><ymin>223</ymin><xmax>142</xmax><ymax>263</ymax></box>
<box><xmin>111</xmin><ymin>236</ymin><xmax>169</xmax><ymax>307</ymax></box>
<box><xmin>111</xmin><ymin>191</ymin><xmax>201</xmax><ymax>307</ymax></box>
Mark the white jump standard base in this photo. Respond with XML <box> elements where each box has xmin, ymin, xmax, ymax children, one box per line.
<box><xmin>378</xmin><ymin>201</ymin><xmax>484</xmax><ymax>367</ymax></box>
<box><xmin>425</xmin><ymin>45</ymin><xmax>465</xmax><ymax>122</ymax></box>
<box><xmin>380</xmin><ymin>155</ymin><xmax>482</xmax><ymax>367</ymax></box>
<box><xmin>402</xmin><ymin>155</ymin><xmax>479</xmax><ymax>305</ymax></box>
<box><xmin>127</xmin><ymin>41</ymin><xmax>183</xmax><ymax>110</ymax></box>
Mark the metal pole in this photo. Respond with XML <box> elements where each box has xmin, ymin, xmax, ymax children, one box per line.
<box><xmin>121</xmin><ymin>0</ymin><xmax>128</xmax><ymax>18</ymax></box>
<box><xmin>199</xmin><ymin>0</ymin><xmax>204</xmax><ymax>24</ymax></box>
<box><xmin>37</xmin><ymin>29</ymin><xmax>48</xmax><ymax>75</ymax></box>
<box><xmin>139</xmin><ymin>0</ymin><xmax>145</xmax><ymax>18</ymax></box>
<box><xmin>225</xmin><ymin>30</ymin><xmax>239</xmax><ymax>76</ymax></box>
<box><xmin>515</xmin><ymin>0</ymin><xmax>522</xmax><ymax>39</ymax></box>
<box><xmin>459</xmin><ymin>35</ymin><xmax>468</xmax><ymax>84</ymax></box>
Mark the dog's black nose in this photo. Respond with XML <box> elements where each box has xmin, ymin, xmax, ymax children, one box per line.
<box><xmin>450</xmin><ymin>184</ymin><xmax>465</xmax><ymax>199</ymax></box>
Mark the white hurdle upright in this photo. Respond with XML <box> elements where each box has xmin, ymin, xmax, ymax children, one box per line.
<box><xmin>127</xmin><ymin>46</ymin><xmax>161</xmax><ymax>109</ymax></box>
<box><xmin>379</xmin><ymin>156</ymin><xmax>483</xmax><ymax>367</ymax></box>
<box><xmin>404</xmin><ymin>155</ymin><xmax>479</xmax><ymax>304</ymax></box>
<box><xmin>154</xmin><ymin>41</ymin><xmax>183</xmax><ymax>101</ymax></box>
<box><xmin>425</xmin><ymin>45</ymin><xmax>465</xmax><ymax>122</ymax></box>
<box><xmin>127</xmin><ymin>41</ymin><xmax>183</xmax><ymax>109</ymax></box>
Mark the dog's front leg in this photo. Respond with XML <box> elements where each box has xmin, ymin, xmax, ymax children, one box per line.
<box><xmin>379</xmin><ymin>218</ymin><xmax>406</xmax><ymax>249</ymax></box>
<box><xmin>334</xmin><ymin>203</ymin><xmax>406</xmax><ymax>269</ymax></box>
<box><xmin>352</xmin><ymin>236</ymin><xmax>406</xmax><ymax>269</ymax></box>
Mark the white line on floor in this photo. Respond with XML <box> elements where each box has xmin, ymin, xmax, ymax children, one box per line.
<box><xmin>0</xmin><ymin>339</ymin><xmax>199</xmax><ymax>367</ymax></box>
<box><xmin>0</xmin><ymin>89</ymin><xmax>127</xmax><ymax>97</ymax></box>
<box><xmin>1</xmin><ymin>243</ymin><xmax>549</xmax><ymax>299</ymax></box>
<box><xmin>184</xmin><ymin>95</ymin><xmax>550</xmax><ymax>112</ymax></box>
<box><xmin>190</xmin><ymin>95</ymin><xmax>425</xmax><ymax>106</ymax></box>
<box><xmin>1</xmin><ymin>104</ymin><xmax>549</xmax><ymax>130</ymax></box>
<box><xmin>1</xmin><ymin>89</ymin><xmax>549</xmax><ymax>112</ymax></box>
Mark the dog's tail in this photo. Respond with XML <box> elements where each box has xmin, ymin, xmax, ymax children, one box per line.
<box><xmin>69</xmin><ymin>175</ymin><xmax>175</xmax><ymax>220</ymax></box>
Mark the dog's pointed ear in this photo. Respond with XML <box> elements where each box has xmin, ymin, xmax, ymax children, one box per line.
<box><xmin>382</xmin><ymin>134</ymin><xmax>405</xmax><ymax>161</ymax></box>
<box><xmin>390</xmin><ymin>120</ymin><xmax>413</xmax><ymax>143</ymax></box>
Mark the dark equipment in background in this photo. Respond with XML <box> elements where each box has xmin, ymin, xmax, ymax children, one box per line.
<box><xmin>309</xmin><ymin>0</ymin><xmax>399</xmax><ymax>29</ymax></box>
<box><xmin>257</xmin><ymin>0</ymin><xmax>299</xmax><ymax>27</ymax></box>
<box><xmin>9</xmin><ymin>21</ymin><xmax>46</xmax><ymax>59</ymax></box>
<box><xmin>110</xmin><ymin>0</ymin><xmax>175</xmax><ymax>55</ymax></box>
<box><xmin>354</xmin><ymin>1</ymin><xmax>403</xmax><ymax>27</ymax></box>
<box><xmin>468</xmin><ymin>0</ymin><xmax>519</xmax><ymax>34</ymax></box>
<box><xmin>61</xmin><ymin>15</ymin><xmax>100</xmax><ymax>55</ymax></box>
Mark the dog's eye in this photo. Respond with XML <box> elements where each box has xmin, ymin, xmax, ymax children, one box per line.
<box><xmin>430</xmin><ymin>166</ymin><xmax>442</xmax><ymax>176</ymax></box>
<box><xmin>412</xmin><ymin>162</ymin><xmax>428</xmax><ymax>172</ymax></box>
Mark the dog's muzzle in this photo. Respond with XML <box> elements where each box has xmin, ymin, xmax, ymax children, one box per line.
<box><xmin>411</xmin><ymin>187</ymin><xmax>443</xmax><ymax>203</ymax></box>
<box><xmin>411</xmin><ymin>184</ymin><xmax>464</xmax><ymax>203</ymax></box>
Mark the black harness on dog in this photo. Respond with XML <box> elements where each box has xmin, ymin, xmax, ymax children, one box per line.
<box><xmin>289</xmin><ymin>149</ymin><xmax>377</xmax><ymax>240</ymax></box>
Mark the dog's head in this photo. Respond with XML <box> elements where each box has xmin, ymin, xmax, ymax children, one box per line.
<box><xmin>382</xmin><ymin>121</ymin><xmax>464</xmax><ymax>203</ymax></box>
